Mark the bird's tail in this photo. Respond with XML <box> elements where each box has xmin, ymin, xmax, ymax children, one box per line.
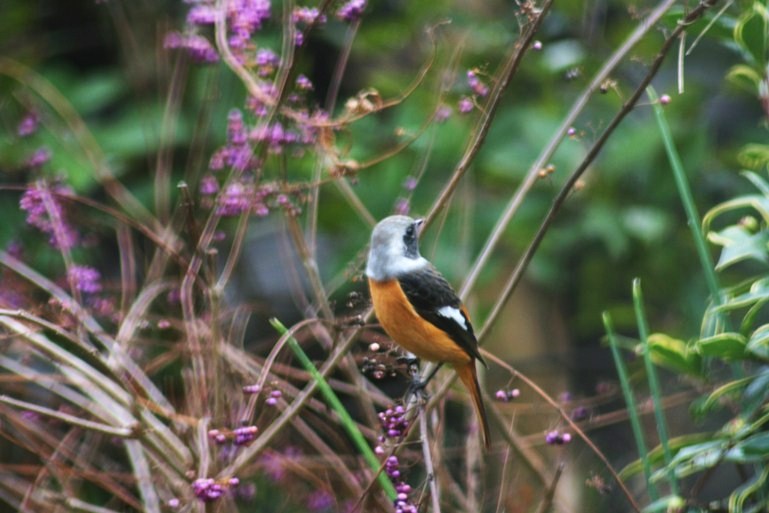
<box><xmin>455</xmin><ymin>362</ymin><xmax>491</xmax><ymax>450</ymax></box>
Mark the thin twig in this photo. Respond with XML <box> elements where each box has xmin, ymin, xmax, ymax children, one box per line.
<box><xmin>154</xmin><ymin>55</ymin><xmax>187</xmax><ymax>223</ymax></box>
<box><xmin>484</xmin><ymin>389</ymin><xmax>551</xmax><ymax>486</ymax></box>
<box><xmin>419</xmin><ymin>400</ymin><xmax>442</xmax><ymax>513</ymax></box>
<box><xmin>535</xmin><ymin>462</ymin><xmax>565</xmax><ymax>513</ymax></box>
<box><xmin>425</xmin><ymin>0</ymin><xmax>554</xmax><ymax>229</ymax></box>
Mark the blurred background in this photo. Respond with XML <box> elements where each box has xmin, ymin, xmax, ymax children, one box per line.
<box><xmin>0</xmin><ymin>0</ymin><xmax>765</xmax><ymax>511</ymax></box>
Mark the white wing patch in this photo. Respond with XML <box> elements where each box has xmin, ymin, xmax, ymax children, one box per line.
<box><xmin>437</xmin><ymin>306</ymin><xmax>468</xmax><ymax>331</ymax></box>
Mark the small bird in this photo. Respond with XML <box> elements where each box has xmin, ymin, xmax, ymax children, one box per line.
<box><xmin>366</xmin><ymin>215</ymin><xmax>490</xmax><ymax>449</ymax></box>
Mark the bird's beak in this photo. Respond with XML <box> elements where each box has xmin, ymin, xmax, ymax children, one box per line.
<box><xmin>415</xmin><ymin>218</ymin><xmax>425</xmax><ymax>235</ymax></box>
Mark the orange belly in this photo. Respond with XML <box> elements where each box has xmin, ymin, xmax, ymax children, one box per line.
<box><xmin>368</xmin><ymin>278</ymin><xmax>471</xmax><ymax>365</ymax></box>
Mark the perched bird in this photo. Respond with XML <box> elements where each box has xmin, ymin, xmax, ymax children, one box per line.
<box><xmin>366</xmin><ymin>215</ymin><xmax>490</xmax><ymax>449</ymax></box>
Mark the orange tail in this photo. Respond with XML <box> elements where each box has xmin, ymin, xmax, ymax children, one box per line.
<box><xmin>455</xmin><ymin>362</ymin><xmax>491</xmax><ymax>450</ymax></box>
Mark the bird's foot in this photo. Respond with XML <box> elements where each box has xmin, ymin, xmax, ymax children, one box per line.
<box><xmin>406</xmin><ymin>376</ymin><xmax>429</xmax><ymax>402</ymax></box>
<box><xmin>402</xmin><ymin>357</ymin><xmax>429</xmax><ymax>401</ymax></box>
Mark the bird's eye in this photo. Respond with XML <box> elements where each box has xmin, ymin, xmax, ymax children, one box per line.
<box><xmin>405</xmin><ymin>225</ymin><xmax>414</xmax><ymax>237</ymax></box>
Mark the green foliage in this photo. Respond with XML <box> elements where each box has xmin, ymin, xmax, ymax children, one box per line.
<box><xmin>609</xmin><ymin>20</ymin><xmax>769</xmax><ymax>504</ymax></box>
<box><xmin>616</xmin><ymin>169</ymin><xmax>769</xmax><ymax>512</ymax></box>
<box><xmin>646</xmin><ymin>333</ymin><xmax>703</xmax><ymax>377</ymax></box>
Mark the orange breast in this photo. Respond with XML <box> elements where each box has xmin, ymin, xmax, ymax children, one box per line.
<box><xmin>368</xmin><ymin>278</ymin><xmax>471</xmax><ymax>365</ymax></box>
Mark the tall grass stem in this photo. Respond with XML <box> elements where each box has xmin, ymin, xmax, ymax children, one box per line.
<box><xmin>632</xmin><ymin>279</ymin><xmax>679</xmax><ymax>495</ymax></box>
<box><xmin>603</xmin><ymin>311</ymin><xmax>658</xmax><ymax>501</ymax></box>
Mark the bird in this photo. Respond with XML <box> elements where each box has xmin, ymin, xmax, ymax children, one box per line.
<box><xmin>366</xmin><ymin>214</ymin><xmax>490</xmax><ymax>449</ymax></box>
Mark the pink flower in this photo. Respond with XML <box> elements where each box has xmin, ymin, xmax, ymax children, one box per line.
<box><xmin>292</xmin><ymin>7</ymin><xmax>326</xmax><ymax>25</ymax></box>
<box><xmin>467</xmin><ymin>70</ymin><xmax>489</xmax><ymax>97</ymax></box>
<box><xmin>216</xmin><ymin>181</ymin><xmax>254</xmax><ymax>216</ymax></box>
<box><xmin>19</xmin><ymin>183</ymin><xmax>78</xmax><ymax>249</ymax></box>
<box><xmin>164</xmin><ymin>32</ymin><xmax>219</xmax><ymax>63</ymax></box>
<box><xmin>26</xmin><ymin>147</ymin><xmax>51</xmax><ymax>168</ymax></box>
<box><xmin>68</xmin><ymin>265</ymin><xmax>103</xmax><ymax>294</ymax></box>
<box><xmin>187</xmin><ymin>5</ymin><xmax>218</xmax><ymax>25</ymax></box>
<box><xmin>200</xmin><ymin>175</ymin><xmax>219</xmax><ymax>196</ymax></box>
<box><xmin>17</xmin><ymin>112</ymin><xmax>39</xmax><ymax>137</ymax></box>
<box><xmin>255</xmin><ymin>49</ymin><xmax>279</xmax><ymax>76</ymax></box>
<box><xmin>434</xmin><ymin>104</ymin><xmax>452</xmax><ymax>123</ymax></box>
<box><xmin>458</xmin><ymin>96</ymin><xmax>473</xmax><ymax>114</ymax></box>
<box><xmin>337</xmin><ymin>0</ymin><xmax>366</xmax><ymax>22</ymax></box>
<box><xmin>295</xmin><ymin>74</ymin><xmax>313</xmax><ymax>91</ymax></box>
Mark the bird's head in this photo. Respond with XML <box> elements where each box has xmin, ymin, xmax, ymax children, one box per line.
<box><xmin>366</xmin><ymin>215</ymin><xmax>427</xmax><ymax>281</ymax></box>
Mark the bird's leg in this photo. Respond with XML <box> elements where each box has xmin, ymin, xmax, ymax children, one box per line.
<box><xmin>419</xmin><ymin>363</ymin><xmax>442</xmax><ymax>387</ymax></box>
<box><xmin>403</xmin><ymin>356</ymin><xmax>426</xmax><ymax>400</ymax></box>
<box><xmin>404</xmin><ymin>358</ymin><xmax>443</xmax><ymax>400</ymax></box>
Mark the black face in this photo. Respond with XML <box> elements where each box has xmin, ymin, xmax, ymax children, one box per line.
<box><xmin>403</xmin><ymin>220</ymin><xmax>421</xmax><ymax>259</ymax></box>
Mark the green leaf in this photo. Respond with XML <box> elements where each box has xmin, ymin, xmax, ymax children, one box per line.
<box><xmin>741</xmin><ymin>408</ymin><xmax>769</xmax><ymax>438</ymax></box>
<box><xmin>67</xmin><ymin>71</ymin><xmax>128</xmax><ymax>116</ymax></box>
<box><xmin>726</xmin><ymin>64</ymin><xmax>763</xmax><ymax>92</ymax></box>
<box><xmin>93</xmin><ymin>104</ymin><xmax>191</xmax><ymax>158</ymax></box>
<box><xmin>640</xmin><ymin>495</ymin><xmax>685</xmax><ymax>513</ymax></box>
<box><xmin>704</xmin><ymin>194</ymin><xmax>769</xmax><ymax>229</ymax></box>
<box><xmin>716</xmin><ymin>277</ymin><xmax>769</xmax><ymax>312</ymax></box>
<box><xmin>738</xmin><ymin>144</ymin><xmax>769</xmax><ymax>171</ymax></box>
<box><xmin>729</xmin><ymin>465</ymin><xmax>769</xmax><ymax>513</ymax></box>
<box><xmin>696</xmin><ymin>332</ymin><xmax>747</xmax><ymax>359</ymax></box>
<box><xmin>664</xmin><ymin>439</ymin><xmax>729</xmax><ymax>478</ymax></box>
<box><xmin>739</xmin><ymin>296</ymin><xmax>769</xmax><ymax>335</ymax></box>
<box><xmin>707</xmin><ymin>226</ymin><xmax>769</xmax><ymax>270</ymax></box>
<box><xmin>733</xmin><ymin>3</ymin><xmax>769</xmax><ymax>67</ymax></box>
<box><xmin>741</xmin><ymin>367</ymin><xmax>769</xmax><ymax>418</ymax></box>
<box><xmin>746</xmin><ymin>324</ymin><xmax>769</xmax><ymax>359</ymax></box>
<box><xmin>726</xmin><ymin>432</ymin><xmax>769</xmax><ymax>463</ymax></box>
<box><xmin>618</xmin><ymin>433</ymin><xmax>714</xmax><ymax>479</ymax></box>
<box><xmin>698</xmin><ymin>376</ymin><xmax>754</xmax><ymax>414</ymax></box>
<box><xmin>647</xmin><ymin>333</ymin><xmax>702</xmax><ymax>376</ymax></box>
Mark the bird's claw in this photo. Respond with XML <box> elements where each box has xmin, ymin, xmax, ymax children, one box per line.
<box><xmin>406</xmin><ymin>376</ymin><xmax>429</xmax><ymax>402</ymax></box>
<box><xmin>401</xmin><ymin>357</ymin><xmax>429</xmax><ymax>401</ymax></box>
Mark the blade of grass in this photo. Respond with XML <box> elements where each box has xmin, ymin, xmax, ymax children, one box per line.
<box><xmin>632</xmin><ymin>279</ymin><xmax>679</xmax><ymax>496</ymax></box>
<box><xmin>603</xmin><ymin>311</ymin><xmax>658</xmax><ymax>502</ymax></box>
<box><xmin>270</xmin><ymin>318</ymin><xmax>397</xmax><ymax>500</ymax></box>
<box><xmin>648</xmin><ymin>84</ymin><xmax>741</xmax><ymax>381</ymax></box>
<box><xmin>0</xmin><ymin>395</ymin><xmax>134</xmax><ymax>438</ymax></box>
<box><xmin>647</xmin><ymin>86</ymin><xmax>722</xmax><ymax>307</ymax></box>
<box><xmin>125</xmin><ymin>440</ymin><xmax>161</xmax><ymax>513</ymax></box>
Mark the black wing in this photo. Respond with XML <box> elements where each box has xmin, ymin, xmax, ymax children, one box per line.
<box><xmin>397</xmin><ymin>265</ymin><xmax>486</xmax><ymax>365</ymax></box>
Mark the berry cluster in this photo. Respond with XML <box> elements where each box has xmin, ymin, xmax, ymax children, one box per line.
<box><xmin>374</xmin><ymin>406</ymin><xmax>418</xmax><ymax>513</ymax></box>
<box><xmin>494</xmin><ymin>388</ymin><xmax>521</xmax><ymax>401</ymax></box>
<box><xmin>394</xmin><ymin>481</ymin><xmax>417</xmax><ymax>513</ymax></box>
<box><xmin>361</xmin><ymin>342</ymin><xmax>400</xmax><ymax>380</ymax></box>
<box><xmin>208</xmin><ymin>425</ymin><xmax>259</xmax><ymax>447</ymax></box>
<box><xmin>545</xmin><ymin>429</ymin><xmax>572</xmax><ymax>445</ymax></box>
<box><xmin>191</xmin><ymin>477</ymin><xmax>240</xmax><ymax>502</ymax></box>
<box><xmin>377</xmin><ymin>405</ymin><xmax>409</xmax><ymax>442</ymax></box>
